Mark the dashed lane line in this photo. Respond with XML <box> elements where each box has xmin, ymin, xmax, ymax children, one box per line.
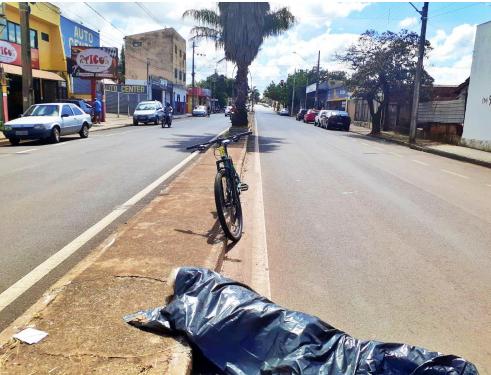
<box><xmin>441</xmin><ymin>169</ymin><xmax>469</xmax><ymax>179</ymax></box>
<box><xmin>411</xmin><ymin>159</ymin><xmax>429</xmax><ymax>166</ymax></box>
<box><xmin>15</xmin><ymin>148</ymin><xmax>38</xmax><ymax>154</ymax></box>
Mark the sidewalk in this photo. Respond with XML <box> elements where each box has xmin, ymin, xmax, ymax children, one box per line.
<box><xmin>0</xmin><ymin>129</ymin><xmax>249</xmax><ymax>374</ymax></box>
<box><xmin>0</xmin><ymin>112</ymin><xmax>191</xmax><ymax>145</ymax></box>
<box><xmin>350</xmin><ymin>124</ymin><xmax>491</xmax><ymax>168</ymax></box>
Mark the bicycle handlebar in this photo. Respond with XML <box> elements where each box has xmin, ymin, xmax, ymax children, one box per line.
<box><xmin>186</xmin><ymin>131</ymin><xmax>252</xmax><ymax>151</ymax></box>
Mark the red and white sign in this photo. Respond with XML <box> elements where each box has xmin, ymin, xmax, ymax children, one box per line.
<box><xmin>76</xmin><ymin>48</ymin><xmax>112</xmax><ymax>73</ymax></box>
<box><xmin>0</xmin><ymin>40</ymin><xmax>40</xmax><ymax>69</ymax></box>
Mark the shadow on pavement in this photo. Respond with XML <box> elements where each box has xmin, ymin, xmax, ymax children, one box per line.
<box><xmin>174</xmin><ymin>212</ymin><xmax>224</xmax><ymax>245</ymax></box>
<box><xmin>161</xmin><ymin>133</ymin><xmax>221</xmax><ymax>152</ymax></box>
<box><xmin>248</xmin><ymin>134</ymin><xmax>286</xmax><ymax>154</ymax></box>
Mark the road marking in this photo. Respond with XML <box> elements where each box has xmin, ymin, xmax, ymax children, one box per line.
<box><xmin>411</xmin><ymin>159</ymin><xmax>429</xmax><ymax>166</ymax></box>
<box><xmin>342</xmin><ymin>191</ymin><xmax>356</xmax><ymax>195</ymax></box>
<box><xmin>252</xmin><ymin>117</ymin><xmax>271</xmax><ymax>299</ymax></box>
<box><xmin>389</xmin><ymin>151</ymin><xmax>403</xmax><ymax>158</ymax></box>
<box><xmin>486</xmin><ymin>184</ymin><xmax>491</xmax><ymax>188</ymax></box>
<box><xmin>441</xmin><ymin>169</ymin><xmax>469</xmax><ymax>179</ymax></box>
<box><xmin>360</xmin><ymin>142</ymin><xmax>371</xmax><ymax>146</ymax></box>
<box><xmin>0</xmin><ymin>127</ymin><xmax>228</xmax><ymax>313</ymax></box>
<box><xmin>15</xmin><ymin>148</ymin><xmax>38</xmax><ymax>154</ymax></box>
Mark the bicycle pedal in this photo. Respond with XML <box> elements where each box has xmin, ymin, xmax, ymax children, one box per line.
<box><xmin>238</xmin><ymin>183</ymin><xmax>249</xmax><ymax>191</ymax></box>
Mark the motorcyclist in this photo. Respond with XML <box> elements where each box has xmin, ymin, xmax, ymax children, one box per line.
<box><xmin>163</xmin><ymin>102</ymin><xmax>173</xmax><ymax>127</ymax></box>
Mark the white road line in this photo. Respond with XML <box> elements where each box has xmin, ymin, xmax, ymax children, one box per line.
<box><xmin>360</xmin><ymin>142</ymin><xmax>371</xmax><ymax>146</ymax></box>
<box><xmin>441</xmin><ymin>169</ymin><xmax>469</xmax><ymax>179</ymax></box>
<box><xmin>15</xmin><ymin>148</ymin><xmax>38</xmax><ymax>154</ymax></box>
<box><xmin>486</xmin><ymin>184</ymin><xmax>491</xmax><ymax>188</ymax></box>
<box><xmin>252</xmin><ymin>117</ymin><xmax>271</xmax><ymax>299</ymax></box>
<box><xmin>389</xmin><ymin>152</ymin><xmax>403</xmax><ymax>158</ymax></box>
<box><xmin>0</xmin><ymin>128</ymin><xmax>228</xmax><ymax>312</ymax></box>
<box><xmin>411</xmin><ymin>159</ymin><xmax>429</xmax><ymax>166</ymax></box>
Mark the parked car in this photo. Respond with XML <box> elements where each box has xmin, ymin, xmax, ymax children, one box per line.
<box><xmin>224</xmin><ymin>106</ymin><xmax>233</xmax><ymax>116</ymax></box>
<box><xmin>193</xmin><ymin>105</ymin><xmax>208</xmax><ymax>117</ymax></box>
<box><xmin>320</xmin><ymin>110</ymin><xmax>351</xmax><ymax>131</ymax></box>
<box><xmin>296</xmin><ymin>109</ymin><xmax>307</xmax><ymax>121</ymax></box>
<box><xmin>2</xmin><ymin>103</ymin><xmax>92</xmax><ymax>145</ymax></box>
<box><xmin>133</xmin><ymin>101</ymin><xmax>165</xmax><ymax>125</ymax></box>
<box><xmin>303</xmin><ymin>109</ymin><xmax>318</xmax><ymax>123</ymax></box>
<box><xmin>279</xmin><ymin>108</ymin><xmax>289</xmax><ymax>116</ymax></box>
<box><xmin>314</xmin><ymin>110</ymin><xmax>329</xmax><ymax>127</ymax></box>
<box><xmin>57</xmin><ymin>99</ymin><xmax>94</xmax><ymax>117</ymax></box>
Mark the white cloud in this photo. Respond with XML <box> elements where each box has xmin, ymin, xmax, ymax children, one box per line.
<box><xmin>399</xmin><ymin>17</ymin><xmax>417</xmax><ymax>28</ymax></box>
<box><xmin>426</xmin><ymin>55</ymin><xmax>472</xmax><ymax>84</ymax></box>
<box><xmin>429</xmin><ymin>24</ymin><xmax>476</xmax><ymax>62</ymax></box>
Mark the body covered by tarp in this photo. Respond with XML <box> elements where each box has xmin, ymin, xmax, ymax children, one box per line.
<box><xmin>124</xmin><ymin>267</ymin><xmax>478</xmax><ymax>375</ymax></box>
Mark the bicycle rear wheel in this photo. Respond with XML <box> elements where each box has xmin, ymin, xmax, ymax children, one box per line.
<box><xmin>214</xmin><ymin>169</ymin><xmax>243</xmax><ymax>242</ymax></box>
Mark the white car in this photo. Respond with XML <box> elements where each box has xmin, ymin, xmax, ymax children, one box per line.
<box><xmin>133</xmin><ymin>101</ymin><xmax>165</xmax><ymax>125</ymax></box>
<box><xmin>2</xmin><ymin>103</ymin><xmax>92</xmax><ymax>145</ymax></box>
<box><xmin>314</xmin><ymin>110</ymin><xmax>329</xmax><ymax>127</ymax></box>
<box><xmin>279</xmin><ymin>108</ymin><xmax>289</xmax><ymax>116</ymax></box>
<box><xmin>192</xmin><ymin>105</ymin><xmax>208</xmax><ymax>117</ymax></box>
<box><xmin>224</xmin><ymin>106</ymin><xmax>233</xmax><ymax>116</ymax></box>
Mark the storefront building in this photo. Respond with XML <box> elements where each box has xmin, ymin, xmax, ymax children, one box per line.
<box><xmin>186</xmin><ymin>87</ymin><xmax>211</xmax><ymax>113</ymax></box>
<box><xmin>0</xmin><ymin>2</ymin><xmax>66</xmax><ymax>121</ymax></box>
<box><xmin>59</xmin><ymin>15</ymin><xmax>100</xmax><ymax>100</ymax></box>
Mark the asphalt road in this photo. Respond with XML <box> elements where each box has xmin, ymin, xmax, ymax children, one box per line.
<box><xmin>0</xmin><ymin>114</ymin><xmax>228</xmax><ymax>330</ymax></box>
<box><xmin>255</xmin><ymin>106</ymin><xmax>491</xmax><ymax>373</ymax></box>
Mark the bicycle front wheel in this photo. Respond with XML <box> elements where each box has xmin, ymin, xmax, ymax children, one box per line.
<box><xmin>214</xmin><ymin>169</ymin><xmax>243</xmax><ymax>242</ymax></box>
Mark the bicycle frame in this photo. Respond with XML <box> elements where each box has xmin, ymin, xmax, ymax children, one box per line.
<box><xmin>215</xmin><ymin>142</ymin><xmax>240</xmax><ymax>188</ymax></box>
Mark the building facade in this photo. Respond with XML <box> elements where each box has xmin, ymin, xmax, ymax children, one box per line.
<box><xmin>0</xmin><ymin>2</ymin><xmax>67</xmax><ymax>120</ymax></box>
<box><xmin>124</xmin><ymin>28</ymin><xmax>187</xmax><ymax>113</ymax></box>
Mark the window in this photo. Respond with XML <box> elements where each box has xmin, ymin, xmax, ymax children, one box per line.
<box><xmin>175</xmin><ymin>68</ymin><xmax>178</xmax><ymax>79</ymax></box>
<box><xmin>179</xmin><ymin>49</ymin><xmax>182</xmax><ymax>57</ymax></box>
<box><xmin>61</xmin><ymin>105</ymin><xmax>74</xmax><ymax>117</ymax></box>
<box><xmin>179</xmin><ymin>71</ymin><xmax>182</xmax><ymax>80</ymax></box>
<box><xmin>71</xmin><ymin>106</ymin><xmax>83</xmax><ymax>115</ymax></box>
<box><xmin>183</xmin><ymin>73</ymin><xmax>186</xmax><ymax>82</ymax></box>
<box><xmin>175</xmin><ymin>45</ymin><xmax>177</xmax><ymax>54</ymax></box>
<box><xmin>30</xmin><ymin>30</ymin><xmax>38</xmax><ymax>49</ymax></box>
<box><xmin>5</xmin><ymin>21</ymin><xmax>38</xmax><ymax>48</ymax></box>
<box><xmin>41</xmin><ymin>32</ymin><xmax>49</xmax><ymax>42</ymax></box>
<box><xmin>132</xmin><ymin>40</ymin><xmax>142</xmax><ymax>47</ymax></box>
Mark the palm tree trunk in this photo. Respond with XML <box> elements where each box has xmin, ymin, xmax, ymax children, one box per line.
<box><xmin>231</xmin><ymin>64</ymin><xmax>249</xmax><ymax>127</ymax></box>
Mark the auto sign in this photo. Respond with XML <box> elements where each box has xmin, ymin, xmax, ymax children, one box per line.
<box><xmin>0</xmin><ymin>40</ymin><xmax>18</xmax><ymax>64</ymax></box>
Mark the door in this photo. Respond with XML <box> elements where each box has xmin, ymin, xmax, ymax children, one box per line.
<box><xmin>70</xmin><ymin>104</ymin><xmax>86</xmax><ymax>132</ymax></box>
<box><xmin>60</xmin><ymin>105</ymin><xmax>77</xmax><ymax>134</ymax></box>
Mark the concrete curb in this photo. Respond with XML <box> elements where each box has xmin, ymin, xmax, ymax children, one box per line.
<box><xmin>350</xmin><ymin>128</ymin><xmax>491</xmax><ymax>169</ymax></box>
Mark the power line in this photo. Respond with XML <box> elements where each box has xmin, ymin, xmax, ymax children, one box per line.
<box><xmin>83</xmin><ymin>2</ymin><xmax>126</xmax><ymax>36</ymax></box>
<box><xmin>431</xmin><ymin>3</ymin><xmax>481</xmax><ymax>18</ymax></box>
<box><xmin>134</xmin><ymin>3</ymin><xmax>166</xmax><ymax>29</ymax></box>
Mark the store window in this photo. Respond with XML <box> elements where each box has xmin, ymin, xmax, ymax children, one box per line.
<box><xmin>4</xmin><ymin>21</ymin><xmax>37</xmax><ymax>48</ymax></box>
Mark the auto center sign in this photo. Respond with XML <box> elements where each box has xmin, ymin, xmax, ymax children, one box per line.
<box><xmin>105</xmin><ymin>84</ymin><xmax>147</xmax><ymax>94</ymax></box>
<box><xmin>69</xmin><ymin>46</ymin><xmax>118</xmax><ymax>79</ymax></box>
<box><xmin>0</xmin><ymin>40</ymin><xmax>40</xmax><ymax>69</ymax></box>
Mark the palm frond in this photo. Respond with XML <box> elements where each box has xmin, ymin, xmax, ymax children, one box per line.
<box><xmin>189</xmin><ymin>26</ymin><xmax>224</xmax><ymax>48</ymax></box>
<box><xmin>263</xmin><ymin>7</ymin><xmax>296</xmax><ymax>37</ymax></box>
<box><xmin>183</xmin><ymin>9</ymin><xmax>221</xmax><ymax>29</ymax></box>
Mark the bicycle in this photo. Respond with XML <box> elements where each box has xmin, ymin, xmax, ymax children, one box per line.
<box><xmin>187</xmin><ymin>131</ymin><xmax>252</xmax><ymax>242</ymax></box>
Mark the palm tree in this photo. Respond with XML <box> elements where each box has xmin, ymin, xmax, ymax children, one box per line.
<box><xmin>184</xmin><ymin>2</ymin><xmax>295</xmax><ymax>126</ymax></box>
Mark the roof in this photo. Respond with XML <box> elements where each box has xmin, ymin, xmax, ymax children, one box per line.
<box><xmin>125</xmin><ymin>28</ymin><xmax>185</xmax><ymax>42</ymax></box>
<box><xmin>2</xmin><ymin>64</ymin><xmax>65</xmax><ymax>81</ymax></box>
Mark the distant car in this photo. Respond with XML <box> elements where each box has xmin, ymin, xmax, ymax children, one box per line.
<box><xmin>303</xmin><ymin>109</ymin><xmax>318</xmax><ymax>123</ymax></box>
<box><xmin>314</xmin><ymin>110</ymin><xmax>329</xmax><ymax>127</ymax></box>
<box><xmin>193</xmin><ymin>105</ymin><xmax>208</xmax><ymax>117</ymax></box>
<box><xmin>58</xmin><ymin>99</ymin><xmax>94</xmax><ymax>117</ymax></box>
<box><xmin>279</xmin><ymin>108</ymin><xmax>289</xmax><ymax>116</ymax></box>
<box><xmin>296</xmin><ymin>109</ymin><xmax>307</xmax><ymax>121</ymax></box>
<box><xmin>320</xmin><ymin>110</ymin><xmax>351</xmax><ymax>131</ymax></box>
<box><xmin>2</xmin><ymin>103</ymin><xmax>92</xmax><ymax>145</ymax></box>
<box><xmin>224</xmin><ymin>106</ymin><xmax>233</xmax><ymax>116</ymax></box>
<box><xmin>133</xmin><ymin>101</ymin><xmax>165</xmax><ymax>125</ymax></box>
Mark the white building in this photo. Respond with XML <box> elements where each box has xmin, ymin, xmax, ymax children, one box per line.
<box><xmin>462</xmin><ymin>21</ymin><xmax>491</xmax><ymax>151</ymax></box>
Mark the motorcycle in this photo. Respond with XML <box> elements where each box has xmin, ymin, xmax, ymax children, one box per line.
<box><xmin>161</xmin><ymin>109</ymin><xmax>173</xmax><ymax>128</ymax></box>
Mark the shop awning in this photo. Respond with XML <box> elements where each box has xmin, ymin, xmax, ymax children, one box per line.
<box><xmin>2</xmin><ymin>64</ymin><xmax>65</xmax><ymax>81</ymax></box>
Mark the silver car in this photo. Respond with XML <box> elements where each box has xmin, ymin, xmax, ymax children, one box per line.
<box><xmin>2</xmin><ymin>103</ymin><xmax>92</xmax><ymax>145</ymax></box>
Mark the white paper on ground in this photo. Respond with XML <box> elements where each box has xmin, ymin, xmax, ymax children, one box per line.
<box><xmin>13</xmin><ymin>327</ymin><xmax>48</xmax><ymax>344</ymax></box>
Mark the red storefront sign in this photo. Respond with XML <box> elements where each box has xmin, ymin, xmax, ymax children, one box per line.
<box><xmin>0</xmin><ymin>40</ymin><xmax>40</xmax><ymax>69</ymax></box>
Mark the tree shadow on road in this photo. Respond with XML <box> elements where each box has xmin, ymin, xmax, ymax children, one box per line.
<box><xmin>248</xmin><ymin>133</ymin><xmax>287</xmax><ymax>154</ymax></box>
<box><xmin>161</xmin><ymin>133</ymin><xmax>222</xmax><ymax>153</ymax></box>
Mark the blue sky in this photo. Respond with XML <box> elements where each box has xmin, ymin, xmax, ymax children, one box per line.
<box><xmin>53</xmin><ymin>2</ymin><xmax>491</xmax><ymax>93</ymax></box>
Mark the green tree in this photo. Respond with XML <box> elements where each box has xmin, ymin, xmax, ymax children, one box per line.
<box><xmin>196</xmin><ymin>72</ymin><xmax>235</xmax><ymax>107</ymax></box>
<box><xmin>249</xmin><ymin>86</ymin><xmax>260</xmax><ymax>106</ymax></box>
<box><xmin>184</xmin><ymin>3</ymin><xmax>295</xmax><ymax>126</ymax></box>
<box><xmin>337</xmin><ymin>29</ymin><xmax>433</xmax><ymax>134</ymax></box>
<box><xmin>118</xmin><ymin>44</ymin><xmax>125</xmax><ymax>83</ymax></box>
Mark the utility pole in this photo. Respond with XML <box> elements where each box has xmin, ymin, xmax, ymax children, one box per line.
<box><xmin>314</xmin><ymin>50</ymin><xmax>320</xmax><ymax>110</ymax></box>
<box><xmin>19</xmin><ymin>2</ymin><xmax>33</xmax><ymax>112</ymax></box>
<box><xmin>291</xmin><ymin>69</ymin><xmax>296</xmax><ymax>116</ymax></box>
<box><xmin>409</xmin><ymin>2</ymin><xmax>429</xmax><ymax>144</ymax></box>
<box><xmin>146</xmin><ymin>58</ymin><xmax>150</xmax><ymax>100</ymax></box>
<box><xmin>191</xmin><ymin>40</ymin><xmax>196</xmax><ymax>110</ymax></box>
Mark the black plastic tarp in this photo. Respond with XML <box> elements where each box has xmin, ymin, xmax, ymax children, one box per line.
<box><xmin>124</xmin><ymin>267</ymin><xmax>478</xmax><ymax>375</ymax></box>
